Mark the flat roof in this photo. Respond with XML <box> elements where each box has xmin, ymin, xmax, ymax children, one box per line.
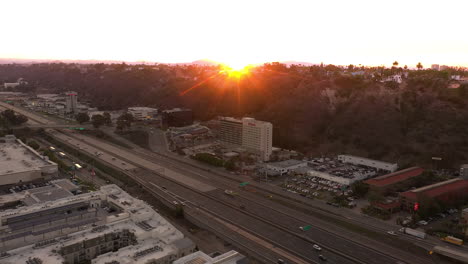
<box><xmin>401</xmin><ymin>178</ymin><xmax>468</xmax><ymax>200</ymax></box>
<box><xmin>0</xmin><ymin>139</ymin><xmax>56</xmax><ymax>175</ymax></box>
<box><xmin>364</xmin><ymin>167</ymin><xmax>424</xmax><ymax>187</ymax></box>
<box><xmin>267</xmin><ymin>159</ymin><xmax>306</xmax><ymax>168</ymax></box>
<box><xmin>2</xmin><ymin>184</ymin><xmax>192</xmax><ymax>264</ymax></box>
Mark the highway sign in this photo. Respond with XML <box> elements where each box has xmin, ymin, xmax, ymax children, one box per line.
<box><xmin>239</xmin><ymin>182</ymin><xmax>249</xmax><ymax>187</ymax></box>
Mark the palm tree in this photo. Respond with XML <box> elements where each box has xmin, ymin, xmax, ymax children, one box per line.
<box><xmin>416</xmin><ymin>62</ymin><xmax>423</xmax><ymax>70</ymax></box>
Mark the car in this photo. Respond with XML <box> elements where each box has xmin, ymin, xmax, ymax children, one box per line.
<box><xmin>313</xmin><ymin>244</ymin><xmax>322</xmax><ymax>251</ymax></box>
<box><xmin>417</xmin><ymin>220</ymin><xmax>428</xmax><ymax>226</ymax></box>
<box><xmin>319</xmin><ymin>255</ymin><xmax>327</xmax><ymax>261</ymax></box>
<box><xmin>387</xmin><ymin>231</ymin><xmax>397</xmax><ymax>236</ymax></box>
<box><xmin>277</xmin><ymin>259</ymin><xmax>285</xmax><ymax>264</ymax></box>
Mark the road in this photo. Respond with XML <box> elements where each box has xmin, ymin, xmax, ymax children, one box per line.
<box><xmin>0</xmin><ymin>101</ymin><xmax>448</xmax><ymax>264</ymax></box>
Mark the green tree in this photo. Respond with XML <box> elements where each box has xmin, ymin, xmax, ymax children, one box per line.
<box><xmin>117</xmin><ymin>112</ymin><xmax>134</xmax><ymax>130</ymax></box>
<box><xmin>367</xmin><ymin>191</ymin><xmax>384</xmax><ymax>203</ymax></box>
<box><xmin>351</xmin><ymin>181</ymin><xmax>370</xmax><ymax>197</ymax></box>
<box><xmin>393</xmin><ymin>61</ymin><xmax>399</xmax><ymax>67</ymax></box>
<box><xmin>91</xmin><ymin>114</ymin><xmax>105</xmax><ymax>128</ymax></box>
<box><xmin>1</xmin><ymin>110</ymin><xmax>28</xmax><ymax>125</ymax></box>
<box><xmin>76</xmin><ymin>113</ymin><xmax>90</xmax><ymax>124</ymax></box>
<box><xmin>103</xmin><ymin>112</ymin><xmax>112</xmax><ymax>126</ymax></box>
<box><xmin>416</xmin><ymin>62</ymin><xmax>423</xmax><ymax>70</ymax></box>
<box><xmin>458</xmin><ymin>84</ymin><xmax>467</xmax><ymax>97</ymax></box>
<box><xmin>27</xmin><ymin>140</ymin><xmax>40</xmax><ymax>150</ymax></box>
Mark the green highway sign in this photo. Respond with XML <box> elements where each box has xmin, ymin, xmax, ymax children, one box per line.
<box><xmin>239</xmin><ymin>182</ymin><xmax>249</xmax><ymax>187</ymax></box>
<box><xmin>302</xmin><ymin>225</ymin><xmax>312</xmax><ymax>231</ymax></box>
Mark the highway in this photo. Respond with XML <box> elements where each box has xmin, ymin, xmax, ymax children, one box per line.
<box><xmin>0</xmin><ymin>101</ymin><xmax>444</xmax><ymax>264</ymax></box>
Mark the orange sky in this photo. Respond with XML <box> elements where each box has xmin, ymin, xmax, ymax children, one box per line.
<box><xmin>1</xmin><ymin>0</ymin><xmax>467</xmax><ymax>67</ymax></box>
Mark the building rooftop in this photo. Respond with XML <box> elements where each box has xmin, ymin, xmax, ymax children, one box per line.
<box><xmin>267</xmin><ymin>159</ymin><xmax>306</xmax><ymax>168</ymax></box>
<box><xmin>401</xmin><ymin>178</ymin><xmax>468</xmax><ymax>200</ymax></box>
<box><xmin>1</xmin><ymin>184</ymin><xmax>194</xmax><ymax>264</ymax></box>
<box><xmin>173</xmin><ymin>250</ymin><xmax>247</xmax><ymax>264</ymax></box>
<box><xmin>0</xmin><ymin>137</ymin><xmax>57</xmax><ymax>176</ymax></box>
<box><xmin>364</xmin><ymin>167</ymin><xmax>424</xmax><ymax>187</ymax></box>
<box><xmin>128</xmin><ymin>107</ymin><xmax>158</xmax><ymax>111</ymax></box>
<box><xmin>163</xmin><ymin>108</ymin><xmax>191</xmax><ymax>113</ymax></box>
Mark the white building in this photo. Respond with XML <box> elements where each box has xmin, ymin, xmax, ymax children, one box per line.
<box><xmin>173</xmin><ymin>250</ymin><xmax>248</xmax><ymax>264</ymax></box>
<box><xmin>242</xmin><ymin>117</ymin><xmax>273</xmax><ymax>162</ymax></box>
<box><xmin>266</xmin><ymin>159</ymin><xmax>308</xmax><ymax>175</ymax></box>
<box><xmin>1</xmin><ymin>184</ymin><xmax>196</xmax><ymax>264</ymax></box>
<box><xmin>337</xmin><ymin>155</ymin><xmax>397</xmax><ymax>172</ymax></box>
<box><xmin>218</xmin><ymin>117</ymin><xmax>273</xmax><ymax>162</ymax></box>
<box><xmin>382</xmin><ymin>74</ymin><xmax>402</xmax><ymax>84</ymax></box>
<box><xmin>431</xmin><ymin>64</ymin><xmax>440</xmax><ymax>71</ymax></box>
<box><xmin>0</xmin><ymin>135</ymin><xmax>58</xmax><ymax>185</ymax></box>
<box><xmin>128</xmin><ymin>107</ymin><xmax>158</xmax><ymax>120</ymax></box>
<box><xmin>65</xmin><ymin>91</ymin><xmax>78</xmax><ymax>114</ymax></box>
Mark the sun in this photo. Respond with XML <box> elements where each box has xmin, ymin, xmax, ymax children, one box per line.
<box><xmin>219</xmin><ymin>62</ymin><xmax>253</xmax><ymax>79</ymax></box>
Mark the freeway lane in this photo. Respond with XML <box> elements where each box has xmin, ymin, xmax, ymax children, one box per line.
<box><xmin>60</xmin><ymin>131</ymin><xmax>416</xmax><ymax>264</ymax></box>
<box><xmin>0</xmin><ymin>102</ymin><xmax>440</xmax><ymax>263</ymax></box>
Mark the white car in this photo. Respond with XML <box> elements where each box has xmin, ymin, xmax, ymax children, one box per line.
<box><xmin>313</xmin><ymin>244</ymin><xmax>322</xmax><ymax>251</ymax></box>
<box><xmin>387</xmin><ymin>231</ymin><xmax>397</xmax><ymax>236</ymax></box>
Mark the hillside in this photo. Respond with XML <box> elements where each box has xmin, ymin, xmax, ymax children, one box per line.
<box><xmin>1</xmin><ymin>63</ymin><xmax>467</xmax><ymax>167</ymax></box>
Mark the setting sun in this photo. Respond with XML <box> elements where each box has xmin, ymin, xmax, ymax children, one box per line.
<box><xmin>219</xmin><ymin>62</ymin><xmax>253</xmax><ymax>79</ymax></box>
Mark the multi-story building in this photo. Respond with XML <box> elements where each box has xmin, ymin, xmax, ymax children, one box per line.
<box><xmin>431</xmin><ymin>64</ymin><xmax>440</xmax><ymax>71</ymax></box>
<box><xmin>460</xmin><ymin>164</ymin><xmax>468</xmax><ymax>180</ymax></box>
<box><xmin>65</xmin><ymin>91</ymin><xmax>78</xmax><ymax>114</ymax></box>
<box><xmin>128</xmin><ymin>107</ymin><xmax>158</xmax><ymax>121</ymax></box>
<box><xmin>241</xmin><ymin>118</ymin><xmax>272</xmax><ymax>161</ymax></box>
<box><xmin>162</xmin><ymin>108</ymin><xmax>193</xmax><ymax>127</ymax></box>
<box><xmin>217</xmin><ymin>117</ymin><xmax>273</xmax><ymax>161</ymax></box>
<box><xmin>219</xmin><ymin>117</ymin><xmax>243</xmax><ymax>146</ymax></box>
<box><xmin>1</xmin><ymin>184</ymin><xmax>196</xmax><ymax>264</ymax></box>
<box><xmin>0</xmin><ymin>135</ymin><xmax>58</xmax><ymax>185</ymax></box>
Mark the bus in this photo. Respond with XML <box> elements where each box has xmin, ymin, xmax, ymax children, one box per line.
<box><xmin>74</xmin><ymin>163</ymin><xmax>82</xmax><ymax>170</ymax></box>
<box><xmin>441</xmin><ymin>236</ymin><xmax>464</xmax><ymax>246</ymax></box>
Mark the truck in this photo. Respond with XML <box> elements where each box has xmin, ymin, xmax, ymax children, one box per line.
<box><xmin>399</xmin><ymin>227</ymin><xmax>426</xmax><ymax>239</ymax></box>
<box><xmin>441</xmin><ymin>236</ymin><xmax>464</xmax><ymax>246</ymax></box>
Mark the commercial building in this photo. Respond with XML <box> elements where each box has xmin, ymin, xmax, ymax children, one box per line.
<box><xmin>128</xmin><ymin>107</ymin><xmax>158</xmax><ymax>121</ymax></box>
<box><xmin>1</xmin><ymin>184</ymin><xmax>196</xmax><ymax>264</ymax></box>
<box><xmin>460</xmin><ymin>164</ymin><xmax>468</xmax><ymax>180</ymax></box>
<box><xmin>0</xmin><ymin>135</ymin><xmax>58</xmax><ymax>185</ymax></box>
<box><xmin>217</xmin><ymin>117</ymin><xmax>273</xmax><ymax>161</ymax></box>
<box><xmin>65</xmin><ymin>91</ymin><xmax>78</xmax><ymax>114</ymax></box>
<box><xmin>338</xmin><ymin>155</ymin><xmax>398</xmax><ymax>172</ymax></box>
<box><xmin>219</xmin><ymin>117</ymin><xmax>243</xmax><ymax>146</ymax></box>
<box><xmin>242</xmin><ymin>118</ymin><xmax>273</xmax><ymax>161</ymax></box>
<box><xmin>462</xmin><ymin>208</ymin><xmax>468</xmax><ymax>237</ymax></box>
<box><xmin>266</xmin><ymin>159</ymin><xmax>307</xmax><ymax>175</ymax></box>
<box><xmin>174</xmin><ymin>250</ymin><xmax>248</xmax><ymax>264</ymax></box>
<box><xmin>431</xmin><ymin>64</ymin><xmax>440</xmax><ymax>71</ymax></box>
<box><xmin>292</xmin><ymin>156</ymin><xmax>381</xmax><ymax>186</ymax></box>
<box><xmin>364</xmin><ymin>167</ymin><xmax>424</xmax><ymax>194</ymax></box>
<box><xmin>399</xmin><ymin>178</ymin><xmax>468</xmax><ymax>210</ymax></box>
<box><xmin>162</xmin><ymin>108</ymin><xmax>193</xmax><ymax>127</ymax></box>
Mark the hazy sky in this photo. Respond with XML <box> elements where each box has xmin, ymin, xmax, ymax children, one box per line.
<box><xmin>1</xmin><ymin>0</ymin><xmax>467</xmax><ymax>67</ymax></box>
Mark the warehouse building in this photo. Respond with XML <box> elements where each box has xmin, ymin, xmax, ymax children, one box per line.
<box><xmin>364</xmin><ymin>167</ymin><xmax>424</xmax><ymax>194</ymax></box>
<box><xmin>0</xmin><ymin>135</ymin><xmax>58</xmax><ymax>185</ymax></box>
<box><xmin>1</xmin><ymin>184</ymin><xmax>196</xmax><ymax>264</ymax></box>
<box><xmin>128</xmin><ymin>107</ymin><xmax>158</xmax><ymax>120</ymax></box>
<box><xmin>338</xmin><ymin>155</ymin><xmax>398</xmax><ymax>172</ymax></box>
<box><xmin>399</xmin><ymin>178</ymin><xmax>468</xmax><ymax>210</ymax></box>
<box><xmin>266</xmin><ymin>159</ymin><xmax>308</xmax><ymax>175</ymax></box>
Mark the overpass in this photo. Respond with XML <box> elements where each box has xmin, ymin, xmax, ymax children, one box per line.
<box><xmin>24</xmin><ymin>124</ymin><xmax>93</xmax><ymax>129</ymax></box>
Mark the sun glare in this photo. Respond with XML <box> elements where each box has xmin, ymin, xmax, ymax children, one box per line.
<box><xmin>220</xmin><ymin>62</ymin><xmax>253</xmax><ymax>79</ymax></box>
